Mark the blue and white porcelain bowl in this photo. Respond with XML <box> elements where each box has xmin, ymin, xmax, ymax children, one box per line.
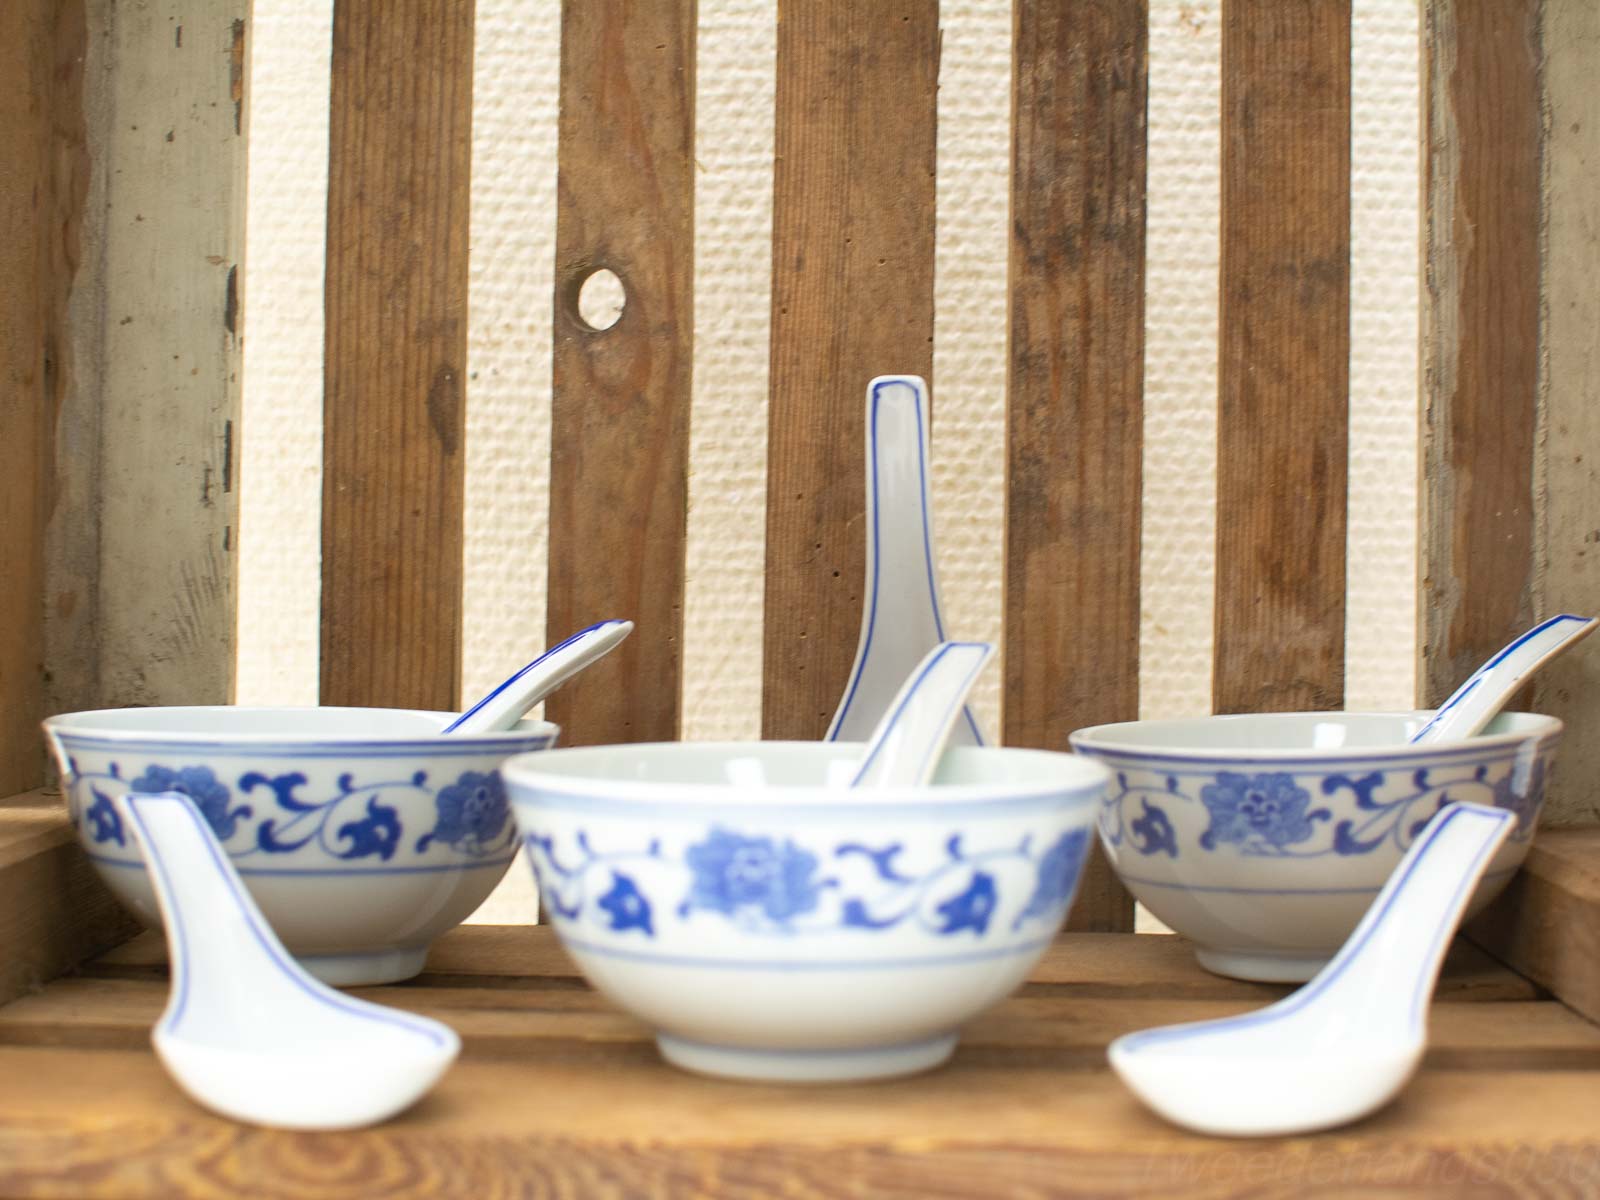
<box><xmin>44</xmin><ymin>706</ymin><xmax>558</xmax><ymax>985</ymax></box>
<box><xmin>1069</xmin><ymin>711</ymin><xmax>1562</xmax><ymax>982</ymax></box>
<box><xmin>503</xmin><ymin>741</ymin><xmax>1107</xmax><ymax>1083</ymax></box>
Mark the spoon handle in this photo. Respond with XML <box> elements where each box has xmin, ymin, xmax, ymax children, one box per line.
<box><xmin>1410</xmin><ymin>613</ymin><xmax>1597</xmax><ymax>744</ymax></box>
<box><xmin>827</xmin><ymin>376</ymin><xmax>986</xmax><ymax>747</ymax></box>
<box><xmin>850</xmin><ymin>641</ymin><xmax>995</xmax><ymax>789</ymax></box>
<box><xmin>445</xmin><ymin>618</ymin><xmax>633</xmax><ymax>734</ymax></box>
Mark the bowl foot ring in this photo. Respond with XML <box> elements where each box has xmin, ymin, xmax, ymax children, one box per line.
<box><xmin>297</xmin><ymin>945</ymin><xmax>430</xmax><ymax>987</ymax></box>
<box><xmin>656</xmin><ymin>1032</ymin><xmax>959</xmax><ymax>1083</ymax></box>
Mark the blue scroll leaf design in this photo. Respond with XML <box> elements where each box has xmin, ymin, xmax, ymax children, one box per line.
<box><xmin>1127</xmin><ymin>799</ymin><xmax>1178</xmax><ymax>859</ymax></box>
<box><xmin>85</xmin><ymin>787</ymin><xmax>125</xmax><ymax>847</ymax></box>
<box><xmin>1014</xmin><ymin>827</ymin><xmax>1090</xmax><ymax>929</ymax></box>
<box><xmin>130</xmin><ymin>764</ymin><xmax>252</xmax><ymax>841</ymax></box>
<box><xmin>835</xmin><ymin>841</ymin><xmax>914</xmax><ymax>882</ymax></box>
<box><xmin>335</xmin><ymin>797</ymin><xmax>402</xmax><ymax>861</ymax></box>
<box><xmin>682</xmin><ymin>828</ymin><xmax>826</xmax><ymax>926</ymax></box>
<box><xmin>416</xmin><ymin>770</ymin><xmax>512</xmax><ymax>855</ymax></box>
<box><xmin>932</xmin><ymin>870</ymin><xmax>998</xmax><ymax>936</ymax></box>
<box><xmin>523</xmin><ymin>834</ymin><xmax>584</xmax><ymax>918</ymax></box>
<box><xmin>596</xmin><ymin>870</ymin><xmax>654</xmax><ymax>937</ymax></box>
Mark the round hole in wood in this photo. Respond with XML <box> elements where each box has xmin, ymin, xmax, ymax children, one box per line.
<box><xmin>575</xmin><ymin>267</ymin><xmax>626</xmax><ymax>331</ymax></box>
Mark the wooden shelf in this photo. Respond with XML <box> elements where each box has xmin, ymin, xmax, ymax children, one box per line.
<box><xmin>0</xmin><ymin>925</ymin><xmax>1597</xmax><ymax>1197</ymax></box>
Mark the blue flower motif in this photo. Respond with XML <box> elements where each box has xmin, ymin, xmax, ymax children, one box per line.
<box><xmin>683</xmin><ymin>829</ymin><xmax>822</xmax><ymax>923</ymax></box>
<box><xmin>1016</xmin><ymin>830</ymin><xmax>1089</xmax><ymax>925</ymax></box>
<box><xmin>335</xmin><ymin>798</ymin><xmax>401</xmax><ymax>860</ymax></box>
<box><xmin>1493</xmin><ymin>759</ymin><xmax>1546</xmax><ymax>835</ymax></box>
<box><xmin>1200</xmin><ymin>771</ymin><xmax>1325</xmax><ymax>851</ymax></box>
<box><xmin>1129</xmin><ymin>799</ymin><xmax>1178</xmax><ymax>858</ymax></box>
<box><xmin>596</xmin><ymin>871</ymin><xmax>654</xmax><ymax>936</ymax></box>
<box><xmin>417</xmin><ymin>770</ymin><xmax>510</xmax><ymax>854</ymax></box>
<box><xmin>130</xmin><ymin>764</ymin><xmax>251</xmax><ymax>840</ymax></box>
<box><xmin>935</xmin><ymin>871</ymin><xmax>997</xmax><ymax>935</ymax></box>
<box><xmin>85</xmin><ymin>788</ymin><xmax>125</xmax><ymax>846</ymax></box>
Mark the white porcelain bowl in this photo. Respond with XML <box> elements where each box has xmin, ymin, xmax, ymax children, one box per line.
<box><xmin>44</xmin><ymin>706</ymin><xmax>558</xmax><ymax>985</ymax></box>
<box><xmin>502</xmin><ymin>741</ymin><xmax>1107</xmax><ymax>1083</ymax></box>
<box><xmin>1068</xmin><ymin>711</ymin><xmax>1562</xmax><ymax>982</ymax></box>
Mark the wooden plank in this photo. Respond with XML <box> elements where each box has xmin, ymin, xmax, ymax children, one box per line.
<box><xmin>1470</xmin><ymin>826</ymin><xmax>1600</xmax><ymax>1025</ymax></box>
<box><xmin>59</xmin><ymin>2</ymin><xmax>247</xmax><ymax>713</ymax></box>
<box><xmin>0</xmin><ymin>0</ymin><xmax>74</xmax><ymax>793</ymax></box>
<box><xmin>0</xmin><ymin>792</ymin><xmax>140</xmax><ymax>1008</ymax></box>
<box><xmin>0</xmin><ymin>1054</ymin><xmax>1598</xmax><ymax>1198</ymax></box>
<box><xmin>762</xmin><ymin>3</ymin><xmax>940</xmax><ymax>740</ymax></box>
<box><xmin>1214</xmin><ymin>0</ymin><xmax>1351</xmax><ymax>715</ymax></box>
<box><xmin>320</xmin><ymin>0</ymin><xmax>474</xmax><ymax>710</ymax></box>
<box><xmin>546</xmin><ymin>0</ymin><xmax>695</xmax><ymax>747</ymax></box>
<box><xmin>1004</xmin><ymin>0</ymin><xmax>1145</xmax><ymax>933</ymax></box>
<box><xmin>1532</xmin><ymin>0</ymin><xmax>1600</xmax><ymax>824</ymax></box>
<box><xmin>1418</xmin><ymin>0</ymin><xmax>1541</xmax><ymax>709</ymax></box>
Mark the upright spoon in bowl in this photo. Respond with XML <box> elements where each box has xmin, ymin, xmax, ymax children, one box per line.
<box><xmin>116</xmin><ymin>791</ymin><xmax>459</xmax><ymax>1129</ymax></box>
<box><xmin>850</xmin><ymin>640</ymin><xmax>996</xmax><ymax>788</ymax></box>
<box><xmin>444</xmin><ymin>619</ymin><xmax>633</xmax><ymax>735</ymax></box>
<box><xmin>1410</xmin><ymin>613</ymin><xmax>1596</xmax><ymax>744</ymax></box>
<box><xmin>1109</xmin><ymin>800</ymin><xmax>1514</xmax><ymax>1137</ymax></box>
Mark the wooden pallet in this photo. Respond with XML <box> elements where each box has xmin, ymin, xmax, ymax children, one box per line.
<box><xmin>0</xmin><ymin>924</ymin><xmax>1596</xmax><ymax>1198</ymax></box>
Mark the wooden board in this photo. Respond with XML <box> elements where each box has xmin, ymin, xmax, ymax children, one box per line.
<box><xmin>546</xmin><ymin>0</ymin><xmax>695</xmax><ymax>747</ymax></box>
<box><xmin>762</xmin><ymin>3</ymin><xmax>940</xmax><ymax>740</ymax></box>
<box><xmin>1418</xmin><ymin>0</ymin><xmax>1541</xmax><ymax>709</ymax></box>
<box><xmin>1004</xmin><ymin>0</ymin><xmax>1146</xmax><ymax>933</ymax></box>
<box><xmin>0</xmin><ymin>927</ymin><xmax>1597</xmax><ymax>1198</ymax></box>
<box><xmin>0</xmin><ymin>791</ymin><xmax>140</xmax><ymax>1010</ymax></box>
<box><xmin>1214</xmin><ymin>0</ymin><xmax>1351</xmax><ymax>715</ymax></box>
<box><xmin>320</xmin><ymin>0</ymin><xmax>474</xmax><ymax>711</ymax></box>
<box><xmin>1531</xmin><ymin>0</ymin><xmax>1600</xmax><ymax>825</ymax></box>
<box><xmin>1470</xmin><ymin>826</ymin><xmax>1600</xmax><ymax>1026</ymax></box>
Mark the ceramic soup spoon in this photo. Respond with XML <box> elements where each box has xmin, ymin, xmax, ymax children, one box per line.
<box><xmin>1109</xmin><ymin>801</ymin><xmax>1514</xmax><ymax>1137</ymax></box>
<box><xmin>1410</xmin><ymin>613</ymin><xmax>1596</xmax><ymax>744</ymax></box>
<box><xmin>444</xmin><ymin>618</ymin><xmax>633</xmax><ymax>734</ymax></box>
<box><xmin>828</xmin><ymin>376</ymin><xmax>986</xmax><ymax>747</ymax></box>
<box><xmin>850</xmin><ymin>641</ymin><xmax>995</xmax><ymax>788</ymax></box>
<box><xmin>117</xmin><ymin>791</ymin><xmax>459</xmax><ymax>1129</ymax></box>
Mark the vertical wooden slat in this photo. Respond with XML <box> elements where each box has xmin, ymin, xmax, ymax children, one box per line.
<box><xmin>547</xmin><ymin>1</ymin><xmax>695</xmax><ymax>747</ymax></box>
<box><xmin>763</xmin><ymin>4</ymin><xmax>940</xmax><ymax>741</ymax></box>
<box><xmin>1214</xmin><ymin>0</ymin><xmax>1351</xmax><ymax>715</ymax></box>
<box><xmin>321</xmin><ymin>0</ymin><xmax>474</xmax><ymax>710</ymax></box>
<box><xmin>1419</xmin><ymin>0</ymin><xmax>1541</xmax><ymax>711</ymax></box>
<box><xmin>1004</xmin><ymin>1</ymin><xmax>1146</xmax><ymax>932</ymax></box>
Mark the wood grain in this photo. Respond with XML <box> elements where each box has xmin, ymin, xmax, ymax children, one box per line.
<box><xmin>1214</xmin><ymin>0</ymin><xmax>1351</xmax><ymax>715</ymax></box>
<box><xmin>1529</xmin><ymin>0</ymin><xmax>1600</xmax><ymax>825</ymax></box>
<box><xmin>1418</xmin><ymin>0</ymin><xmax>1542</xmax><ymax>711</ymax></box>
<box><xmin>1470</xmin><ymin>826</ymin><xmax>1600</xmax><ymax>1026</ymax></box>
<box><xmin>1005</xmin><ymin>0</ymin><xmax>1145</xmax><ymax>932</ymax></box>
<box><xmin>546</xmin><ymin>0</ymin><xmax>695</xmax><ymax>747</ymax></box>
<box><xmin>321</xmin><ymin>0</ymin><xmax>474</xmax><ymax>710</ymax></box>
<box><xmin>0</xmin><ymin>792</ymin><xmax>140</xmax><ymax>1009</ymax></box>
<box><xmin>762</xmin><ymin>3</ymin><xmax>940</xmax><ymax>740</ymax></box>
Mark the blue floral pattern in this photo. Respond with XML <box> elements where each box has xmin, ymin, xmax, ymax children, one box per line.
<box><xmin>1199</xmin><ymin>772</ymin><xmax>1328</xmax><ymax>852</ymax></box>
<box><xmin>683</xmin><ymin>830</ymin><xmax>824</xmax><ymax>925</ymax></box>
<box><xmin>417</xmin><ymin>771</ymin><xmax>511</xmax><ymax>854</ymax></box>
<box><xmin>129</xmin><ymin>764</ymin><xmax>252</xmax><ymax>840</ymax></box>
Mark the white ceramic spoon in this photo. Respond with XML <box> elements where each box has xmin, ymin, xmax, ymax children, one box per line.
<box><xmin>117</xmin><ymin>791</ymin><xmax>459</xmax><ymax>1129</ymax></box>
<box><xmin>829</xmin><ymin>376</ymin><xmax>986</xmax><ymax>747</ymax></box>
<box><xmin>443</xmin><ymin>618</ymin><xmax>633</xmax><ymax>734</ymax></box>
<box><xmin>850</xmin><ymin>641</ymin><xmax>995</xmax><ymax>788</ymax></box>
<box><xmin>1410</xmin><ymin>613</ymin><xmax>1596</xmax><ymax>744</ymax></box>
<box><xmin>1109</xmin><ymin>801</ymin><xmax>1514</xmax><ymax>1137</ymax></box>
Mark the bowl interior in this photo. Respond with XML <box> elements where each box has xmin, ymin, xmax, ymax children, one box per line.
<box><xmin>504</xmin><ymin>741</ymin><xmax>1103</xmax><ymax>798</ymax></box>
<box><xmin>43</xmin><ymin>705</ymin><xmax>554</xmax><ymax>743</ymax></box>
<box><xmin>1070</xmin><ymin>710</ymin><xmax>1556</xmax><ymax>754</ymax></box>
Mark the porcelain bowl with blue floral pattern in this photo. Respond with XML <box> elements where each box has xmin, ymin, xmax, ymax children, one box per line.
<box><xmin>1068</xmin><ymin>711</ymin><xmax>1561</xmax><ymax>982</ymax></box>
<box><xmin>502</xmin><ymin>741</ymin><xmax>1107</xmax><ymax>1083</ymax></box>
<box><xmin>44</xmin><ymin>705</ymin><xmax>558</xmax><ymax>985</ymax></box>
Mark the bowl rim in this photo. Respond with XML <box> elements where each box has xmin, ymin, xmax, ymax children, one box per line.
<box><xmin>1068</xmin><ymin>709</ymin><xmax>1562</xmax><ymax>765</ymax></box>
<box><xmin>41</xmin><ymin>705</ymin><xmax>559</xmax><ymax>749</ymax></box>
<box><xmin>501</xmin><ymin>739</ymin><xmax>1108</xmax><ymax>807</ymax></box>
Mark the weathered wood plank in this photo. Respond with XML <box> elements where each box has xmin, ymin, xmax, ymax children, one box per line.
<box><xmin>320</xmin><ymin>0</ymin><xmax>474</xmax><ymax>710</ymax></box>
<box><xmin>1418</xmin><ymin>0</ymin><xmax>1541</xmax><ymax>711</ymax></box>
<box><xmin>1004</xmin><ymin>0</ymin><xmax>1145</xmax><ymax>933</ymax></box>
<box><xmin>1470</xmin><ymin>826</ymin><xmax>1600</xmax><ymax>1026</ymax></box>
<box><xmin>1532</xmin><ymin>0</ymin><xmax>1600</xmax><ymax>825</ymax></box>
<box><xmin>0</xmin><ymin>792</ymin><xmax>140</xmax><ymax>1009</ymax></box>
<box><xmin>546</xmin><ymin>0</ymin><xmax>695</xmax><ymax>747</ymax></box>
<box><xmin>1214</xmin><ymin>0</ymin><xmax>1351</xmax><ymax>715</ymax></box>
<box><xmin>762</xmin><ymin>3</ymin><xmax>939</xmax><ymax>740</ymax></box>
